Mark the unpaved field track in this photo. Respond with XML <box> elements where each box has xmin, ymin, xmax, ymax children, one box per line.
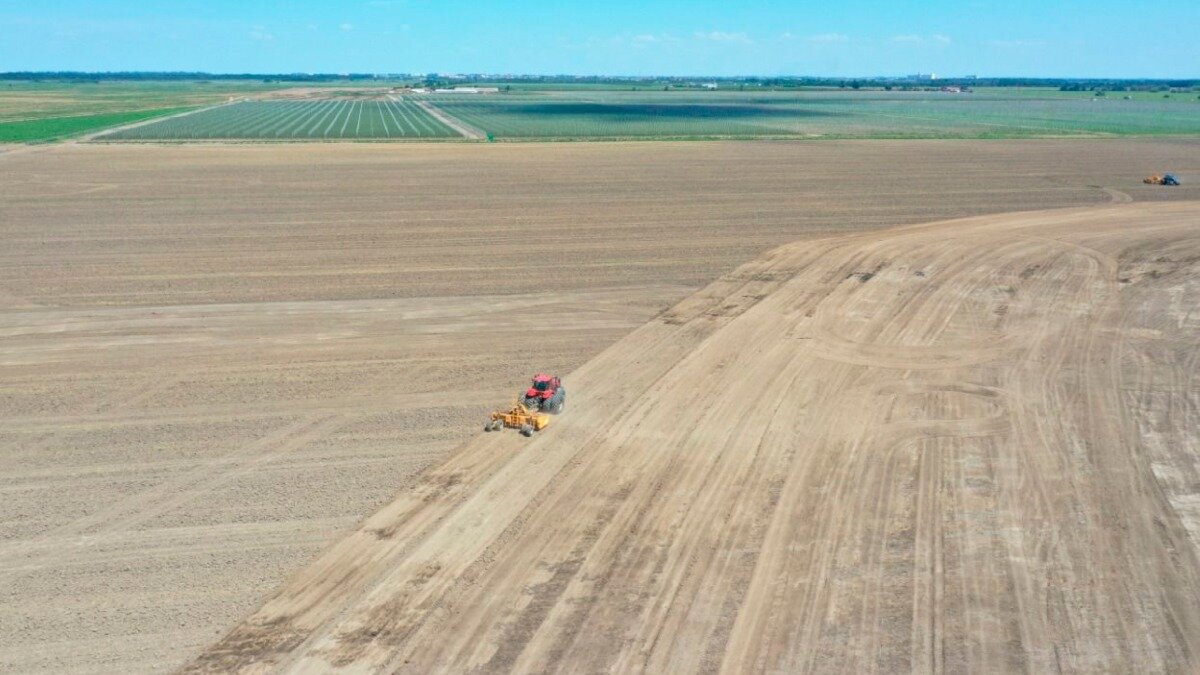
<box><xmin>406</xmin><ymin>98</ymin><xmax>483</xmax><ymax>139</ymax></box>
<box><xmin>191</xmin><ymin>203</ymin><xmax>1200</xmax><ymax>673</ymax></box>
<box><xmin>0</xmin><ymin>140</ymin><xmax>1197</xmax><ymax>673</ymax></box>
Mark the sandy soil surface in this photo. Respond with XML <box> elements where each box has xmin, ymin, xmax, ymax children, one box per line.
<box><xmin>0</xmin><ymin>140</ymin><xmax>1197</xmax><ymax>672</ymax></box>
<box><xmin>190</xmin><ymin>202</ymin><xmax>1200</xmax><ymax>673</ymax></box>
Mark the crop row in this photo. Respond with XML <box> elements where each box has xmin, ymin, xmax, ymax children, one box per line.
<box><xmin>428</xmin><ymin>92</ymin><xmax>1200</xmax><ymax>139</ymax></box>
<box><xmin>101</xmin><ymin>99</ymin><xmax>459</xmax><ymax>140</ymax></box>
<box><xmin>428</xmin><ymin>99</ymin><xmax>803</xmax><ymax>138</ymax></box>
<box><xmin>96</xmin><ymin>92</ymin><xmax>1200</xmax><ymax>141</ymax></box>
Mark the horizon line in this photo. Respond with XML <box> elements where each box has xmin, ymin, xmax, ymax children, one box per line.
<box><xmin>2</xmin><ymin>71</ymin><xmax>1199</xmax><ymax>83</ymax></box>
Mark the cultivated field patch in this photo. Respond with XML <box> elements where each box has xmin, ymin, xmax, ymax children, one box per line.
<box><xmin>0</xmin><ymin>80</ymin><xmax>290</xmax><ymax>123</ymax></box>
<box><xmin>427</xmin><ymin>89</ymin><xmax>1200</xmax><ymax>139</ymax></box>
<box><xmin>99</xmin><ymin>99</ymin><xmax>459</xmax><ymax>140</ymax></box>
<box><xmin>85</xmin><ymin>89</ymin><xmax>1200</xmax><ymax>142</ymax></box>
<box><xmin>0</xmin><ymin>107</ymin><xmax>196</xmax><ymax>143</ymax></box>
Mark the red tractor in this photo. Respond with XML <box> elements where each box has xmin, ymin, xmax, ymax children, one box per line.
<box><xmin>523</xmin><ymin>373</ymin><xmax>566</xmax><ymax>414</ymax></box>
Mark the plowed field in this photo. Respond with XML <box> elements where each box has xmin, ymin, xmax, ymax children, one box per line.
<box><xmin>191</xmin><ymin>202</ymin><xmax>1200</xmax><ymax>673</ymax></box>
<box><xmin>0</xmin><ymin>139</ymin><xmax>1197</xmax><ymax>672</ymax></box>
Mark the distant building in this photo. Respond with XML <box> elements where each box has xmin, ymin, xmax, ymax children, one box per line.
<box><xmin>701</xmin><ymin>82</ymin><xmax>718</xmax><ymax>90</ymax></box>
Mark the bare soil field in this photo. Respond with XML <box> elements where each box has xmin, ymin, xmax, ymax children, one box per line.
<box><xmin>0</xmin><ymin>140</ymin><xmax>1197</xmax><ymax>672</ymax></box>
<box><xmin>190</xmin><ymin>202</ymin><xmax>1200</xmax><ymax>673</ymax></box>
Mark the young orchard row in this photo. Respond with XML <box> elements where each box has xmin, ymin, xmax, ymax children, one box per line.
<box><xmin>102</xmin><ymin>99</ymin><xmax>459</xmax><ymax>140</ymax></box>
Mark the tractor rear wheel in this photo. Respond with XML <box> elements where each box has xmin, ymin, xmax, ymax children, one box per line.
<box><xmin>548</xmin><ymin>388</ymin><xmax>565</xmax><ymax>413</ymax></box>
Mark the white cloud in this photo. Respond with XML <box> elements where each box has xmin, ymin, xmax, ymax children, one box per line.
<box><xmin>631</xmin><ymin>33</ymin><xmax>680</xmax><ymax>45</ymax></box>
<box><xmin>890</xmin><ymin>34</ymin><xmax>952</xmax><ymax>45</ymax></box>
<box><xmin>806</xmin><ymin>33</ymin><xmax>849</xmax><ymax>44</ymax></box>
<box><xmin>695</xmin><ymin>31</ymin><xmax>752</xmax><ymax>44</ymax></box>
<box><xmin>249</xmin><ymin>27</ymin><xmax>274</xmax><ymax>41</ymax></box>
<box><xmin>340</xmin><ymin>23</ymin><xmax>354</xmax><ymax>32</ymax></box>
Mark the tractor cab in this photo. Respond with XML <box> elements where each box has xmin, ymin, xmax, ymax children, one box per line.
<box><xmin>522</xmin><ymin>373</ymin><xmax>566</xmax><ymax>413</ymax></box>
<box><xmin>527</xmin><ymin>374</ymin><xmax>558</xmax><ymax>397</ymax></box>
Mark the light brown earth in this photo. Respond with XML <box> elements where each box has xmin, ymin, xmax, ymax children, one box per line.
<box><xmin>189</xmin><ymin>201</ymin><xmax>1200</xmax><ymax>673</ymax></box>
<box><xmin>0</xmin><ymin>140</ymin><xmax>1197</xmax><ymax>673</ymax></box>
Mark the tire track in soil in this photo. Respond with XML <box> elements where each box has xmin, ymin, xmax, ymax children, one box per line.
<box><xmin>186</xmin><ymin>202</ymin><xmax>1200</xmax><ymax>673</ymax></box>
<box><xmin>0</xmin><ymin>414</ymin><xmax>352</xmax><ymax>580</ymax></box>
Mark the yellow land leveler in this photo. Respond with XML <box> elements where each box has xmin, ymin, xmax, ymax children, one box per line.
<box><xmin>485</xmin><ymin>399</ymin><xmax>550</xmax><ymax>437</ymax></box>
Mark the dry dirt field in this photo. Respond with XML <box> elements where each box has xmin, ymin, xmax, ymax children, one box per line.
<box><xmin>0</xmin><ymin>139</ymin><xmax>1197</xmax><ymax>673</ymax></box>
<box><xmin>190</xmin><ymin>202</ymin><xmax>1200</xmax><ymax>673</ymax></box>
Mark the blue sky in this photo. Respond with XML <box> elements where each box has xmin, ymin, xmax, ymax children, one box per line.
<box><xmin>1</xmin><ymin>1</ymin><xmax>1196</xmax><ymax>78</ymax></box>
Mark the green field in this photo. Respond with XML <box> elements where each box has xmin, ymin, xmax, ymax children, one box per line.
<box><xmin>0</xmin><ymin>79</ymin><xmax>419</xmax><ymax>143</ymax></box>
<box><xmin>100</xmin><ymin>99</ymin><xmax>458</xmax><ymax>140</ymax></box>
<box><xmin>426</xmin><ymin>89</ymin><xmax>1200</xmax><ymax>139</ymax></box>
<box><xmin>6</xmin><ymin>80</ymin><xmax>1197</xmax><ymax>143</ymax></box>
<box><xmin>0</xmin><ymin>107</ymin><xmax>200</xmax><ymax>143</ymax></box>
<box><xmin>0</xmin><ymin>80</ymin><xmax>294</xmax><ymax>120</ymax></box>
<box><xmin>0</xmin><ymin>80</ymin><xmax>301</xmax><ymax>142</ymax></box>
